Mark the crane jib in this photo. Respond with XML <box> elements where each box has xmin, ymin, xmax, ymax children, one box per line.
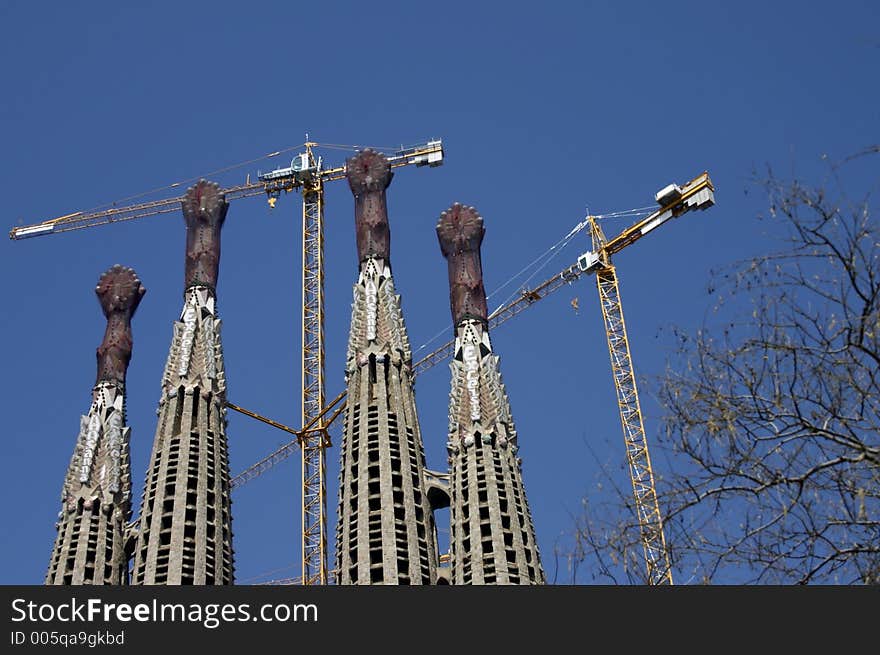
<box><xmin>9</xmin><ymin>140</ymin><xmax>445</xmax><ymax>240</ymax></box>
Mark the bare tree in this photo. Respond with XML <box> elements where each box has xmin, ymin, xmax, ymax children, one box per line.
<box><xmin>570</xmin><ymin>147</ymin><xmax>880</xmax><ymax>584</ymax></box>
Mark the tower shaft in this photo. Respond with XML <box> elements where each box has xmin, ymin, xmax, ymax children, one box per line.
<box><xmin>46</xmin><ymin>382</ymin><xmax>134</xmax><ymax>585</ymax></box>
<box><xmin>445</xmin><ymin>322</ymin><xmax>543</xmax><ymax>584</ymax></box>
<box><xmin>131</xmin><ymin>288</ymin><xmax>232</xmax><ymax>584</ymax></box>
<box><xmin>336</xmin><ymin>259</ymin><xmax>438</xmax><ymax>583</ymax></box>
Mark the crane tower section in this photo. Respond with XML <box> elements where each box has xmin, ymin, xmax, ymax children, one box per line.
<box><xmin>299</xmin><ymin>144</ymin><xmax>327</xmax><ymax>586</ymax></box>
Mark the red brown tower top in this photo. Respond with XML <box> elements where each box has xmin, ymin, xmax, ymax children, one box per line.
<box><xmin>95</xmin><ymin>264</ymin><xmax>145</xmax><ymax>385</ymax></box>
<box><xmin>347</xmin><ymin>149</ymin><xmax>393</xmax><ymax>263</ymax></box>
<box><xmin>436</xmin><ymin>203</ymin><xmax>488</xmax><ymax>326</ymax></box>
<box><xmin>182</xmin><ymin>179</ymin><xmax>228</xmax><ymax>291</ymax></box>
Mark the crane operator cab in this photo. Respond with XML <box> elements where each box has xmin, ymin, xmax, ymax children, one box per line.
<box><xmin>257</xmin><ymin>152</ymin><xmax>320</xmax><ymax>184</ymax></box>
<box><xmin>577</xmin><ymin>250</ymin><xmax>601</xmax><ymax>273</ymax></box>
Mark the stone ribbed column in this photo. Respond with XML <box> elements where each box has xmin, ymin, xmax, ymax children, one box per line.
<box><xmin>335</xmin><ymin>150</ymin><xmax>438</xmax><ymax>584</ymax></box>
<box><xmin>438</xmin><ymin>203</ymin><xmax>544</xmax><ymax>585</ymax></box>
<box><xmin>131</xmin><ymin>180</ymin><xmax>233</xmax><ymax>585</ymax></box>
<box><xmin>46</xmin><ymin>265</ymin><xmax>145</xmax><ymax>585</ymax></box>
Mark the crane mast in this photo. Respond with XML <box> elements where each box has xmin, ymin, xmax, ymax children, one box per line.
<box><xmin>590</xmin><ymin>216</ymin><xmax>672</xmax><ymax>585</ymax></box>
<box><xmin>300</xmin><ymin>143</ymin><xmax>327</xmax><ymax>585</ymax></box>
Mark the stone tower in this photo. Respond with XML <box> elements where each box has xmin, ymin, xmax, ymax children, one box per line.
<box><xmin>437</xmin><ymin>204</ymin><xmax>544</xmax><ymax>584</ymax></box>
<box><xmin>335</xmin><ymin>149</ymin><xmax>439</xmax><ymax>584</ymax></box>
<box><xmin>46</xmin><ymin>265</ymin><xmax>145</xmax><ymax>585</ymax></box>
<box><xmin>131</xmin><ymin>180</ymin><xmax>233</xmax><ymax>585</ymax></box>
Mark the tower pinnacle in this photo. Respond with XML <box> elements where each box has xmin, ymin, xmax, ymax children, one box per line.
<box><xmin>436</xmin><ymin>203</ymin><xmax>488</xmax><ymax>326</ymax></box>
<box><xmin>95</xmin><ymin>265</ymin><xmax>145</xmax><ymax>385</ymax></box>
<box><xmin>182</xmin><ymin>179</ymin><xmax>227</xmax><ymax>291</ymax></box>
<box><xmin>348</xmin><ymin>149</ymin><xmax>393</xmax><ymax>263</ymax></box>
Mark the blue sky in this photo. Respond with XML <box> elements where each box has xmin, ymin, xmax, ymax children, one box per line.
<box><xmin>1</xmin><ymin>1</ymin><xmax>876</xmax><ymax>584</ymax></box>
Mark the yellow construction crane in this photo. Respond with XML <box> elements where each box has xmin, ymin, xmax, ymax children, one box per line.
<box><xmin>230</xmin><ymin>171</ymin><xmax>715</xmax><ymax>585</ymax></box>
<box><xmin>486</xmin><ymin>172</ymin><xmax>715</xmax><ymax>584</ymax></box>
<box><xmin>9</xmin><ymin>138</ymin><xmax>445</xmax><ymax>586</ymax></box>
<box><xmin>499</xmin><ymin>172</ymin><xmax>716</xmax><ymax>584</ymax></box>
<box><xmin>581</xmin><ymin>173</ymin><xmax>715</xmax><ymax>584</ymax></box>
